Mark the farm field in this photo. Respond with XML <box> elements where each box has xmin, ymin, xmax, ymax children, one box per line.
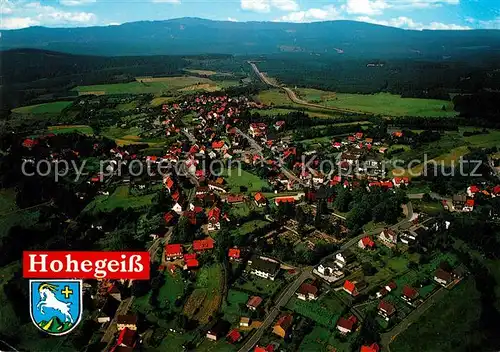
<box><xmin>184</xmin><ymin>69</ymin><xmax>218</xmax><ymax>76</ymax></box>
<box><xmin>295</xmin><ymin>89</ymin><xmax>457</xmax><ymax>117</ymax></box>
<box><xmin>73</xmin><ymin>76</ymin><xmax>215</xmax><ymax>95</ymax></box>
<box><xmin>83</xmin><ymin>185</ymin><xmax>156</xmax><ymax>213</ymax></box>
<box><xmin>150</xmin><ymin>96</ymin><xmax>176</xmax><ymax>106</ymax></box>
<box><xmin>48</xmin><ymin>125</ymin><xmax>94</xmax><ymax>135</ymax></box>
<box><xmin>183</xmin><ymin>264</ymin><xmax>223</xmax><ymax>324</ymax></box>
<box><xmin>256</xmin><ymin>89</ymin><xmax>350</xmax><ymax>117</ymax></box>
<box><xmin>11</xmin><ymin>101</ymin><xmax>73</xmax><ymax>114</ymax></box>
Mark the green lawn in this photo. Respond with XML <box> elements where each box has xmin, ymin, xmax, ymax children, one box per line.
<box><xmin>296</xmin><ymin>89</ymin><xmax>457</xmax><ymax>117</ymax></box>
<box><xmin>83</xmin><ymin>185</ymin><xmax>155</xmax><ymax>213</ymax></box>
<box><xmin>391</xmin><ymin>279</ymin><xmax>483</xmax><ymax>352</ymax></box>
<box><xmin>234</xmin><ymin>276</ymin><xmax>282</xmax><ymax>296</ymax></box>
<box><xmin>299</xmin><ymin>326</ymin><xmax>332</xmax><ymax>352</ymax></box>
<box><xmin>12</xmin><ymin>101</ymin><xmax>73</xmax><ymax>114</ymax></box>
<box><xmin>286</xmin><ymin>294</ymin><xmax>346</xmax><ymax>327</ymax></box>
<box><xmin>222</xmin><ymin>168</ymin><xmax>270</xmax><ymax>193</ymax></box>
<box><xmin>221</xmin><ymin>289</ymin><xmax>250</xmax><ymax>324</ymax></box>
<box><xmin>232</xmin><ymin>220</ymin><xmax>269</xmax><ymax>237</ymax></box>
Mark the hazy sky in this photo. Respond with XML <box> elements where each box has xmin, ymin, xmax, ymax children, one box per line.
<box><xmin>1</xmin><ymin>0</ymin><xmax>499</xmax><ymax>30</ymax></box>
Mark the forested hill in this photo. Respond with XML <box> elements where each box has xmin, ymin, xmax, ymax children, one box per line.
<box><xmin>2</xmin><ymin>18</ymin><xmax>500</xmax><ymax>58</ymax></box>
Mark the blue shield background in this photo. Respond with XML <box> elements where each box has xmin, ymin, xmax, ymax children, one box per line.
<box><xmin>30</xmin><ymin>280</ymin><xmax>82</xmax><ymax>335</ymax></box>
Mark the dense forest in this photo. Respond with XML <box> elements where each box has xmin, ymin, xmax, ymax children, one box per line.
<box><xmin>257</xmin><ymin>53</ymin><xmax>500</xmax><ymax>99</ymax></box>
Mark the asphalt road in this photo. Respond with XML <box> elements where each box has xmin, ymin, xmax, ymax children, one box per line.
<box><xmin>238</xmin><ymin>202</ymin><xmax>413</xmax><ymax>352</ymax></box>
<box><xmin>248</xmin><ymin>61</ymin><xmax>368</xmax><ymax>115</ymax></box>
<box><xmin>237</xmin><ymin>270</ymin><xmax>313</xmax><ymax>352</ymax></box>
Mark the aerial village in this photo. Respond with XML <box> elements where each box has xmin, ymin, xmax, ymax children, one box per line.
<box><xmin>17</xmin><ymin>91</ymin><xmax>498</xmax><ymax>352</ymax></box>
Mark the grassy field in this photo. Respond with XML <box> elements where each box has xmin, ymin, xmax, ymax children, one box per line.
<box><xmin>221</xmin><ymin>289</ymin><xmax>250</xmax><ymax>324</ymax></box>
<box><xmin>391</xmin><ymin>278</ymin><xmax>482</xmax><ymax>352</ymax></box>
<box><xmin>232</xmin><ymin>220</ymin><xmax>269</xmax><ymax>237</ymax></box>
<box><xmin>150</xmin><ymin>96</ymin><xmax>176</xmax><ymax>106</ymax></box>
<box><xmin>83</xmin><ymin>185</ymin><xmax>155</xmax><ymax>213</ymax></box>
<box><xmin>286</xmin><ymin>294</ymin><xmax>345</xmax><ymax>327</ymax></box>
<box><xmin>48</xmin><ymin>125</ymin><xmax>94</xmax><ymax>135</ymax></box>
<box><xmin>390</xmin><ymin>128</ymin><xmax>500</xmax><ymax>178</ymax></box>
<box><xmin>296</xmin><ymin>89</ymin><xmax>457</xmax><ymax>117</ymax></box>
<box><xmin>183</xmin><ymin>264</ymin><xmax>223</xmax><ymax>324</ymax></box>
<box><xmin>222</xmin><ymin>168</ymin><xmax>270</xmax><ymax>193</ymax></box>
<box><xmin>234</xmin><ymin>275</ymin><xmax>282</xmax><ymax>296</ymax></box>
<box><xmin>73</xmin><ymin>76</ymin><xmax>215</xmax><ymax>95</ymax></box>
<box><xmin>12</xmin><ymin>101</ymin><xmax>73</xmax><ymax>114</ymax></box>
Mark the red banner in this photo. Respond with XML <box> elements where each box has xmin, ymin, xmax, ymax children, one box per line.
<box><xmin>23</xmin><ymin>251</ymin><xmax>150</xmax><ymax>279</ymax></box>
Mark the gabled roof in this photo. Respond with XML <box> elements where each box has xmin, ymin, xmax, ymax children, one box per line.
<box><xmin>360</xmin><ymin>343</ymin><xmax>380</xmax><ymax>352</ymax></box>
<box><xmin>193</xmin><ymin>238</ymin><xmax>215</xmax><ymax>251</ymax></box>
<box><xmin>164</xmin><ymin>211</ymin><xmax>176</xmax><ymax>224</ymax></box>
<box><xmin>185</xmin><ymin>258</ymin><xmax>199</xmax><ymax>268</ymax></box>
<box><xmin>360</xmin><ymin>236</ymin><xmax>375</xmax><ymax>248</ymax></box>
<box><xmin>164</xmin><ymin>176</ymin><xmax>174</xmax><ymax>190</ymax></box>
<box><xmin>343</xmin><ymin>280</ymin><xmax>356</xmax><ymax>293</ymax></box>
<box><xmin>337</xmin><ymin>315</ymin><xmax>357</xmax><ymax>331</ymax></box>
<box><xmin>115</xmin><ymin>327</ymin><xmax>136</xmax><ymax>348</ymax></box>
<box><xmin>402</xmin><ymin>285</ymin><xmax>419</xmax><ymax>299</ymax></box>
<box><xmin>226</xmin><ymin>329</ymin><xmax>242</xmax><ymax>343</ymax></box>
<box><xmin>275</xmin><ymin>314</ymin><xmax>293</xmax><ymax>330</ymax></box>
<box><xmin>246</xmin><ymin>296</ymin><xmax>263</xmax><ymax>308</ymax></box>
<box><xmin>298</xmin><ymin>283</ymin><xmax>318</xmax><ymax>296</ymax></box>
<box><xmin>378</xmin><ymin>300</ymin><xmax>396</xmax><ymax>315</ymax></box>
<box><xmin>181</xmin><ymin>251</ymin><xmax>195</xmax><ymax>261</ymax></box>
<box><xmin>166</xmin><ymin>244</ymin><xmax>182</xmax><ymax>256</ymax></box>
<box><xmin>208</xmin><ymin>207</ymin><xmax>221</xmax><ymax>223</ymax></box>
<box><xmin>254</xmin><ymin>192</ymin><xmax>266</xmax><ymax>203</ymax></box>
<box><xmin>228</xmin><ymin>248</ymin><xmax>240</xmax><ymax>258</ymax></box>
<box><xmin>212</xmin><ymin>141</ymin><xmax>225</xmax><ymax>149</ymax></box>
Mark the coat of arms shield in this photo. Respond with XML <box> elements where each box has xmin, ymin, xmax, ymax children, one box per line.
<box><xmin>30</xmin><ymin>280</ymin><xmax>83</xmax><ymax>336</ymax></box>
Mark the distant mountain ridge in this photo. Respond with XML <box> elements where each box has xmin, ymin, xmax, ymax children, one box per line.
<box><xmin>2</xmin><ymin>17</ymin><xmax>500</xmax><ymax>58</ymax></box>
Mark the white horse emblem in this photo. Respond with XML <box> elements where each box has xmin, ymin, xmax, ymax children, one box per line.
<box><xmin>36</xmin><ymin>283</ymin><xmax>74</xmax><ymax>324</ymax></box>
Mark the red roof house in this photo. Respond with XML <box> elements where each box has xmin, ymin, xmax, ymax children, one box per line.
<box><xmin>226</xmin><ymin>329</ymin><xmax>242</xmax><ymax>344</ymax></box>
<box><xmin>164</xmin><ymin>211</ymin><xmax>176</xmax><ymax>225</ymax></box>
<box><xmin>193</xmin><ymin>238</ymin><xmax>215</xmax><ymax>251</ymax></box>
<box><xmin>336</xmin><ymin>315</ymin><xmax>357</xmax><ymax>334</ymax></box>
<box><xmin>402</xmin><ymin>285</ymin><xmax>419</xmax><ymax>303</ymax></box>
<box><xmin>358</xmin><ymin>236</ymin><xmax>375</xmax><ymax>249</ymax></box>
<box><xmin>164</xmin><ymin>176</ymin><xmax>175</xmax><ymax>192</ymax></box>
<box><xmin>22</xmin><ymin>138</ymin><xmax>39</xmax><ymax>148</ymax></box>
<box><xmin>165</xmin><ymin>244</ymin><xmax>183</xmax><ymax>260</ymax></box>
<box><xmin>343</xmin><ymin>280</ymin><xmax>359</xmax><ymax>296</ymax></box>
<box><xmin>275</xmin><ymin>197</ymin><xmax>296</xmax><ymax>206</ymax></box>
<box><xmin>228</xmin><ymin>248</ymin><xmax>241</xmax><ymax>260</ymax></box>
<box><xmin>254</xmin><ymin>192</ymin><xmax>267</xmax><ymax>207</ymax></box>
<box><xmin>361</xmin><ymin>343</ymin><xmax>380</xmax><ymax>352</ymax></box>
<box><xmin>212</xmin><ymin>141</ymin><xmax>225</xmax><ymax>150</ymax></box>
<box><xmin>184</xmin><ymin>258</ymin><xmax>199</xmax><ymax>269</ymax></box>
